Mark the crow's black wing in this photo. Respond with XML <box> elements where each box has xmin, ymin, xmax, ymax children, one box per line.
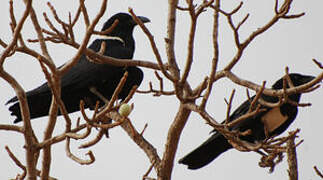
<box><xmin>57</xmin><ymin>39</ymin><xmax>140</xmax><ymax>109</ymax></box>
<box><xmin>6</xmin><ymin>39</ymin><xmax>141</xmax><ymax>122</ymax></box>
<box><xmin>227</xmin><ymin>94</ymin><xmax>286</xmax><ymax>142</ymax></box>
<box><xmin>226</xmin><ymin>96</ymin><xmax>254</xmax><ymax>123</ymax></box>
<box><xmin>60</xmin><ymin>39</ymin><xmax>133</xmax><ymax>91</ymax></box>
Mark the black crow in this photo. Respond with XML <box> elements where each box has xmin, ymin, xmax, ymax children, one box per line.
<box><xmin>6</xmin><ymin>13</ymin><xmax>150</xmax><ymax>123</ymax></box>
<box><xmin>179</xmin><ymin>73</ymin><xmax>315</xmax><ymax>170</ymax></box>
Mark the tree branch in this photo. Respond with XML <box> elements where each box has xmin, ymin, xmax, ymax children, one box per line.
<box><xmin>223</xmin><ymin>71</ymin><xmax>323</xmax><ymax>97</ymax></box>
<box><xmin>129</xmin><ymin>9</ymin><xmax>174</xmax><ymax>82</ymax></box>
<box><xmin>165</xmin><ymin>0</ymin><xmax>180</xmax><ymax>80</ymax></box>
<box><xmin>59</xmin><ymin>0</ymin><xmax>107</xmax><ymax>75</ymax></box>
<box><xmin>287</xmin><ymin>131</ymin><xmax>298</xmax><ymax>180</ymax></box>
<box><xmin>200</xmin><ymin>0</ymin><xmax>220</xmax><ymax>109</ymax></box>
<box><xmin>158</xmin><ymin>103</ymin><xmax>192</xmax><ymax>180</ymax></box>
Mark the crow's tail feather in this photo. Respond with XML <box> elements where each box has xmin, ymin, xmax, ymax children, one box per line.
<box><xmin>179</xmin><ymin>133</ymin><xmax>232</xmax><ymax>170</ymax></box>
<box><xmin>7</xmin><ymin>91</ymin><xmax>52</xmax><ymax>123</ymax></box>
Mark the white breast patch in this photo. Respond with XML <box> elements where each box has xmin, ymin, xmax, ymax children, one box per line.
<box><xmin>261</xmin><ymin>107</ymin><xmax>288</xmax><ymax>133</ymax></box>
<box><xmin>97</xmin><ymin>35</ymin><xmax>125</xmax><ymax>45</ymax></box>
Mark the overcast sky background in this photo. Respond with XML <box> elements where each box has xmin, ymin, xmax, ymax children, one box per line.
<box><xmin>0</xmin><ymin>0</ymin><xmax>322</xmax><ymax>179</ymax></box>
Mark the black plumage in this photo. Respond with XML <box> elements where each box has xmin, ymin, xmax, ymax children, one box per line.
<box><xmin>179</xmin><ymin>73</ymin><xmax>315</xmax><ymax>170</ymax></box>
<box><xmin>6</xmin><ymin>13</ymin><xmax>150</xmax><ymax>123</ymax></box>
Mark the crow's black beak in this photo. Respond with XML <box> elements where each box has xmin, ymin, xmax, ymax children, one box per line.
<box><xmin>136</xmin><ymin>16</ymin><xmax>150</xmax><ymax>24</ymax></box>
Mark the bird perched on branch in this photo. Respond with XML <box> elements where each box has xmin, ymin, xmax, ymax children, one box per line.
<box><xmin>6</xmin><ymin>13</ymin><xmax>150</xmax><ymax>123</ymax></box>
<box><xmin>179</xmin><ymin>73</ymin><xmax>315</xmax><ymax>170</ymax></box>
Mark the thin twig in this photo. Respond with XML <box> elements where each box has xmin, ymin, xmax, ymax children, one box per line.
<box><xmin>79</xmin><ymin>0</ymin><xmax>90</xmax><ymax>27</ymax></box>
<box><xmin>220</xmin><ymin>0</ymin><xmax>305</xmax><ymax>71</ymax></box>
<box><xmin>248</xmin><ymin>81</ymin><xmax>266</xmax><ymax>112</ymax></box>
<box><xmin>314</xmin><ymin>166</ymin><xmax>323</xmax><ymax>179</ymax></box>
<box><xmin>179</xmin><ymin>2</ymin><xmax>197</xmax><ymax>85</ymax></box>
<box><xmin>71</xmin><ymin>5</ymin><xmax>82</xmax><ymax>30</ymax></box>
<box><xmin>93</xmin><ymin>19</ymin><xmax>119</xmax><ymax>35</ymax></box>
<box><xmin>108</xmin><ymin>111</ymin><xmax>161</xmax><ymax>172</ymax></box>
<box><xmin>65</xmin><ymin>137</ymin><xmax>95</xmax><ymax>165</ymax></box>
<box><xmin>137</xmin><ymin>71</ymin><xmax>175</xmax><ymax>96</ymax></box>
<box><xmin>224</xmin><ymin>71</ymin><xmax>323</xmax><ymax>97</ymax></box>
<box><xmin>0</xmin><ymin>124</ymin><xmax>23</xmax><ymax>133</ymax></box>
<box><xmin>129</xmin><ymin>9</ymin><xmax>174</xmax><ymax>82</ymax></box>
<box><xmin>96</xmin><ymin>71</ymin><xmax>128</xmax><ymax>119</ymax></box>
<box><xmin>0</xmin><ymin>0</ymin><xmax>31</xmax><ymax>66</ymax></box>
<box><xmin>224</xmin><ymin>89</ymin><xmax>235</xmax><ymax>124</ymax></box>
<box><xmin>142</xmin><ymin>161</ymin><xmax>156</xmax><ymax>180</ymax></box>
<box><xmin>200</xmin><ymin>0</ymin><xmax>220</xmax><ymax>109</ymax></box>
<box><xmin>313</xmin><ymin>59</ymin><xmax>323</xmax><ymax>69</ymax></box>
<box><xmin>164</xmin><ymin>0</ymin><xmax>180</xmax><ymax>80</ymax></box>
<box><xmin>287</xmin><ymin>131</ymin><xmax>298</xmax><ymax>180</ymax></box>
<box><xmin>227</xmin><ymin>106</ymin><xmax>265</xmax><ymax>128</ymax></box>
<box><xmin>140</xmin><ymin>123</ymin><xmax>148</xmax><ymax>136</ymax></box>
<box><xmin>59</xmin><ymin>0</ymin><xmax>107</xmax><ymax>75</ymax></box>
<box><xmin>5</xmin><ymin>146</ymin><xmax>26</xmax><ymax>180</ymax></box>
<box><xmin>123</xmin><ymin>85</ymin><xmax>139</xmax><ymax>103</ymax></box>
<box><xmin>37</xmin><ymin>124</ymin><xmax>87</xmax><ymax>149</ymax></box>
<box><xmin>79</xmin><ymin>129</ymin><xmax>105</xmax><ymax>149</ymax></box>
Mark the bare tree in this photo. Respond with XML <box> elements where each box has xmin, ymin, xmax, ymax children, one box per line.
<box><xmin>0</xmin><ymin>0</ymin><xmax>322</xmax><ymax>180</ymax></box>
